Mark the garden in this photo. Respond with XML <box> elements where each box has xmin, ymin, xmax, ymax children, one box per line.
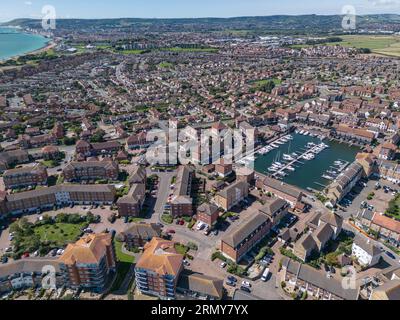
<box><xmin>8</xmin><ymin>212</ymin><xmax>100</xmax><ymax>259</ymax></box>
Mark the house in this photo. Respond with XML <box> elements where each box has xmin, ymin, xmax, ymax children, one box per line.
<box><xmin>280</xmin><ymin>257</ymin><xmax>359</xmax><ymax>300</ymax></box>
<box><xmin>177</xmin><ymin>271</ymin><xmax>224</xmax><ymax>300</ymax></box>
<box><xmin>326</xmin><ymin>162</ymin><xmax>364</xmax><ymax>205</ymax></box>
<box><xmin>370</xmin><ymin>280</ymin><xmax>400</xmax><ymax>300</ymax></box>
<box><xmin>0</xmin><ymin>258</ymin><xmax>62</xmax><ymax>294</ymax></box>
<box><xmin>117</xmin><ymin>183</ymin><xmax>146</xmax><ymax>217</ymax></box>
<box><xmin>196</xmin><ymin>203</ymin><xmax>219</xmax><ymax>227</ymax></box>
<box><xmin>59</xmin><ymin>233</ymin><xmax>116</xmax><ymax>293</ymax></box>
<box><xmin>352</xmin><ymin>235</ymin><xmax>381</xmax><ymax>268</ymax></box>
<box><xmin>259</xmin><ymin>198</ymin><xmax>290</xmax><ymax>227</ymax></box>
<box><xmin>170</xmin><ymin>166</ymin><xmax>194</xmax><ymax>217</ymax></box>
<box><xmin>220</xmin><ymin>213</ymin><xmax>271</xmax><ymax>262</ymax></box>
<box><xmin>214</xmin><ymin>158</ymin><xmax>233</xmax><ymax>178</ymax></box>
<box><xmin>135</xmin><ymin>238</ymin><xmax>184</xmax><ymax>299</ymax></box>
<box><xmin>260</xmin><ymin>178</ymin><xmax>303</xmax><ymax>207</ymax></box>
<box><xmin>118</xmin><ymin>223</ymin><xmax>162</xmax><ymax>249</ymax></box>
<box><xmin>294</xmin><ymin>212</ymin><xmax>343</xmax><ymax>262</ymax></box>
<box><xmin>214</xmin><ymin>181</ymin><xmax>249</xmax><ymax>211</ymax></box>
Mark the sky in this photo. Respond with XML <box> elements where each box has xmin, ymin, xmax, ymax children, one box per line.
<box><xmin>1</xmin><ymin>0</ymin><xmax>400</xmax><ymax>22</ymax></box>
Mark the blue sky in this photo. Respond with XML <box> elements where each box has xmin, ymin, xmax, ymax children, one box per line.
<box><xmin>1</xmin><ymin>0</ymin><xmax>400</xmax><ymax>21</ymax></box>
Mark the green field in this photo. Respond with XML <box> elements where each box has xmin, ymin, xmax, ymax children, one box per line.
<box><xmin>292</xmin><ymin>35</ymin><xmax>400</xmax><ymax>57</ymax></box>
<box><xmin>114</xmin><ymin>240</ymin><xmax>135</xmax><ymax>263</ymax></box>
<box><xmin>118</xmin><ymin>49</ymin><xmax>146</xmax><ymax>55</ymax></box>
<box><xmin>34</xmin><ymin>222</ymin><xmax>86</xmax><ymax>246</ymax></box>
<box><xmin>158</xmin><ymin>61</ymin><xmax>174</xmax><ymax>69</ymax></box>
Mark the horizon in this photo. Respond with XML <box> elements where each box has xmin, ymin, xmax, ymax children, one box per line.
<box><xmin>1</xmin><ymin>0</ymin><xmax>400</xmax><ymax>22</ymax></box>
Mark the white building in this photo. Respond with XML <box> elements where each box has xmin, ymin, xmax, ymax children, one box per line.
<box><xmin>352</xmin><ymin>235</ymin><xmax>381</xmax><ymax>268</ymax></box>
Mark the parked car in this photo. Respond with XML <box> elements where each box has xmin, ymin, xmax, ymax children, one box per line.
<box><xmin>167</xmin><ymin>229</ymin><xmax>176</xmax><ymax>234</ymax></box>
<box><xmin>213</xmin><ymin>230</ymin><xmax>219</xmax><ymax>236</ymax></box>
<box><xmin>386</xmin><ymin>251</ymin><xmax>396</xmax><ymax>260</ymax></box>
<box><xmin>227</xmin><ymin>276</ymin><xmax>237</xmax><ymax>283</ymax></box>
<box><xmin>240</xmin><ymin>286</ymin><xmax>251</xmax><ymax>293</ymax></box>
<box><xmin>1</xmin><ymin>256</ymin><xmax>8</xmax><ymax>264</ymax></box>
<box><xmin>226</xmin><ymin>281</ymin><xmax>236</xmax><ymax>287</ymax></box>
<box><xmin>220</xmin><ymin>262</ymin><xmax>227</xmax><ymax>268</ymax></box>
<box><xmin>241</xmin><ymin>281</ymin><xmax>252</xmax><ymax>288</ymax></box>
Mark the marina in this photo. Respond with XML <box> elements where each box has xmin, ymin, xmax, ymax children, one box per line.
<box><xmin>253</xmin><ymin>132</ymin><xmax>361</xmax><ymax>191</ymax></box>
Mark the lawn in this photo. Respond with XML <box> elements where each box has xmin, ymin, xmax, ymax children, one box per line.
<box><xmin>118</xmin><ymin>49</ymin><xmax>146</xmax><ymax>55</ymax></box>
<box><xmin>34</xmin><ymin>222</ymin><xmax>86</xmax><ymax>247</ymax></box>
<box><xmin>158</xmin><ymin>61</ymin><xmax>174</xmax><ymax>68</ymax></box>
<box><xmin>114</xmin><ymin>240</ymin><xmax>135</xmax><ymax>264</ymax></box>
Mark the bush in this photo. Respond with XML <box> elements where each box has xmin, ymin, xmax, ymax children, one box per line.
<box><xmin>161</xmin><ymin>214</ymin><xmax>173</xmax><ymax>224</ymax></box>
<box><xmin>187</xmin><ymin>242</ymin><xmax>198</xmax><ymax>251</ymax></box>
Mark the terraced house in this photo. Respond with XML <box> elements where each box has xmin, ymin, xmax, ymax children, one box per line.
<box><xmin>2</xmin><ymin>184</ymin><xmax>116</xmax><ymax>215</ymax></box>
<box><xmin>59</xmin><ymin>233</ymin><xmax>116</xmax><ymax>293</ymax></box>
<box><xmin>3</xmin><ymin>164</ymin><xmax>48</xmax><ymax>189</ymax></box>
<box><xmin>170</xmin><ymin>166</ymin><xmax>194</xmax><ymax>217</ymax></box>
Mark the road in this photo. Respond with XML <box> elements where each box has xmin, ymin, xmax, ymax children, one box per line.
<box><xmin>146</xmin><ymin>170</ymin><xmax>175</xmax><ymax>224</ymax></box>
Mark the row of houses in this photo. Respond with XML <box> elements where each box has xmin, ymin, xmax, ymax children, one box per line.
<box><xmin>0</xmin><ymin>184</ymin><xmax>116</xmax><ymax>216</ymax></box>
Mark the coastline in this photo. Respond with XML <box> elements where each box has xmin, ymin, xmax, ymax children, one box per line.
<box><xmin>0</xmin><ymin>27</ymin><xmax>54</xmax><ymax>63</ymax></box>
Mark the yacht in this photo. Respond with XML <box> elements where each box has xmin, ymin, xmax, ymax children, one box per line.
<box><xmin>287</xmin><ymin>166</ymin><xmax>296</xmax><ymax>172</ymax></box>
<box><xmin>322</xmin><ymin>174</ymin><xmax>334</xmax><ymax>180</ymax></box>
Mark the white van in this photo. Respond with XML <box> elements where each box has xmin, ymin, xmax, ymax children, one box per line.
<box><xmin>261</xmin><ymin>268</ymin><xmax>270</xmax><ymax>282</ymax></box>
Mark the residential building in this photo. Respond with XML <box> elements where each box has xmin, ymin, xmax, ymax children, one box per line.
<box><xmin>214</xmin><ymin>180</ymin><xmax>249</xmax><ymax>211</ymax></box>
<box><xmin>326</xmin><ymin>162</ymin><xmax>364</xmax><ymax>205</ymax></box>
<box><xmin>117</xmin><ymin>183</ymin><xmax>146</xmax><ymax>217</ymax></box>
<box><xmin>59</xmin><ymin>233</ymin><xmax>116</xmax><ymax>293</ymax></box>
<box><xmin>62</xmin><ymin>160</ymin><xmax>119</xmax><ymax>182</ymax></box>
<box><xmin>3</xmin><ymin>164</ymin><xmax>48</xmax><ymax>189</ymax></box>
<box><xmin>352</xmin><ymin>235</ymin><xmax>381</xmax><ymax>268</ymax></box>
<box><xmin>177</xmin><ymin>271</ymin><xmax>224</xmax><ymax>300</ymax></box>
<box><xmin>170</xmin><ymin>166</ymin><xmax>194</xmax><ymax>217</ymax></box>
<box><xmin>135</xmin><ymin>238</ymin><xmax>184</xmax><ymax>299</ymax></box>
<box><xmin>118</xmin><ymin>223</ymin><xmax>162</xmax><ymax>249</ymax></box>
<box><xmin>3</xmin><ymin>184</ymin><xmax>116</xmax><ymax>215</ymax></box>
<box><xmin>260</xmin><ymin>178</ymin><xmax>303</xmax><ymax>207</ymax></box>
<box><xmin>196</xmin><ymin>203</ymin><xmax>220</xmax><ymax>227</ymax></box>
<box><xmin>259</xmin><ymin>198</ymin><xmax>290</xmax><ymax>227</ymax></box>
<box><xmin>280</xmin><ymin>257</ymin><xmax>359</xmax><ymax>300</ymax></box>
<box><xmin>0</xmin><ymin>258</ymin><xmax>62</xmax><ymax>294</ymax></box>
<box><xmin>220</xmin><ymin>213</ymin><xmax>271</xmax><ymax>262</ymax></box>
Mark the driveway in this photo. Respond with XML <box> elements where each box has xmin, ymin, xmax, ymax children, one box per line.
<box><xmin>147</xmin><ymin>171</ymin><xmax>175</xmax><ymax>223</ymax></box>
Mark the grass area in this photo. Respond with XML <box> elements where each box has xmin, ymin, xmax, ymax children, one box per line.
<box><xmin>174</xmin><ymin>243</ymin><xmax>189</xmax><ymax>256</ymax></box>
<box><xmin>111</xmin><ymin>262</ymin><xmax>132</xmax><ymax>292</ymax></box>
<box><xmin>158</xmin><ymin>61</ymin><xmax>174</xmax><ymax>69</ymax></box>
<box><xmin>161</xmin><ymin>214</ymin><xmax>173</xmax><ymax>224</ymax></box>
<box><xmin>34</xmin><ymin>222</ymin><xmax>86</xmax><ymax>247</ymax></box>
<box><xmin>291</xmin><ymin>35</ymin><xmax>400</xmax><ymax>57</ymax></box>
<box><xmin>118</xmin><ymin>49</ymin><xmax>146</xmax><ymax>55</ymax></box>
<box><xmin>114</xmin><ymin>240</ymin><xmax>135</xmax><ymax>264</ymax></box>
<box><xmin>252</xmin><ymin>78</ymin><xmax>282</xmax><ymax>86</ymax></box>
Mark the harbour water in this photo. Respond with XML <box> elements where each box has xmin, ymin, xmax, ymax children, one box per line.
<box><xmin>0</xmin><ymin>27</ymin><xmax>49</xmax><ymax>61</ymax></box>
<box><xmin>253</xmin><ymin>133</ymin><xmax>361</xmax><ymax>191</ymax></box>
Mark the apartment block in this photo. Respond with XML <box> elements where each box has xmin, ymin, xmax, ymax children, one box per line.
<box><xmin>135</xmin><ymin>238</ymin><xmax>183</xmax><ymax>299</ymax></box>
<box><xmin>59</xmin><ymin>233</ymin><xmax>116</xmax><ymax>293</ymax></box>
<box><xmin>62</xmin><ymin>160</ymin><xmax>119</xmax><ymax>182</ymax></box>
<box><xmin>3</xmin><ymin>164</ymin><xmax>48</xmax><ymax>189</ymax></box>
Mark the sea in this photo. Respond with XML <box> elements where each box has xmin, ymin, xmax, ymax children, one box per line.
<box><xmin>0</xmin><ymin>27</ymin><xmax>49</xmax><ymax>61</ymax></box>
